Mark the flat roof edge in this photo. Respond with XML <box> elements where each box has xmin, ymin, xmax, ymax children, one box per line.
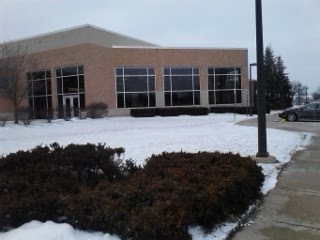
<box><xmin>112</xmin><ymin>46</ymin><xmax>247</xmax><ymax>51</ymax></box>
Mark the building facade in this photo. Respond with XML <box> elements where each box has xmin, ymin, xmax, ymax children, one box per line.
<box><xmin>0</xmin><ymin>25</ymin><xmax>249</xmax><ymax>119</ymax></box>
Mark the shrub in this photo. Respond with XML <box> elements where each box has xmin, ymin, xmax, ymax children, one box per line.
<box><xmin>62</xmin><ymin>152</ymin><xmax>263</xmax><ymax>240</ymax></box>
<box><xmin>0</xmin><ymin>143</ymin><xmax>133</xmax><ymax>229</ymax></box>
<box><xmin>0</xmin><ymin>148</ymin><xmax>264</xmax><ymax>240</ymax></box>
<box><xmin>86</xmin><ymin>102</ymin><xmax>108</xmax><ymax>119</ymax></box>
<box><xmin>131</xmin><ymin>108</ymin><xmax>157</xmax><ymax>117</ymax></box>
<box><xmin>130</xmin><ymin>107</ymin><xmax>209</xmax><ymax>117</ymax></box>
<box><xmin>17</xmin><ymin>106</ymin><xmax>32</xmax><ymax>125</ymax></box>
<box><xmin>0</xmin><ymin>117</ymin><xmax>8</xmax><ymax>127</ymax></box>
<box><xmin>158</xmin><ymin>107</ymin><xmax>209</xmax><ymax>116</ymax></box>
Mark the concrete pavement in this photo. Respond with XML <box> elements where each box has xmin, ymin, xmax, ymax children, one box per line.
<box><xmin>231</xmin><ymin>113</ymin><xmax>320</xmax><ymax>240</ymax></box>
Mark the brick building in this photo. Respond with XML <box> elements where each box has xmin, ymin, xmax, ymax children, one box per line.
<box><xmin>0</xmin><ymin>25</ymin><xmax>249</xmax><ymax>119</ymax></box>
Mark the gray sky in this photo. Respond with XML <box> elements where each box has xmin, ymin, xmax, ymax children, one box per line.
<box><xmin>1</xmin><ymin>0</ymin><xmax>319</xmax><ymax>93</ymax></box>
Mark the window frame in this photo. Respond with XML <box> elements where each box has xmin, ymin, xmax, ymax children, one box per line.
<box><xmin>115</xmin><ymin>67</ymin><xmax>156</xmax><ymax>109</ymax></box>
<box><xmin>27</xmin><ymin>69</ymin><xmax>52</xmax><ymax>118</ymax></box>
<box><xmin>56</xmin><ymin>65</ymin><xmax>86</xmax><ymax>117</ymax></box>
<box><xmin>207</xmin><ymin>67</ymin><xmax>242</xmax><ymax>105</ymax></box>
<box><xmin>163</xmin><ymin>67</ymin><xmax>200</xmax><ymax>107</ymax></box>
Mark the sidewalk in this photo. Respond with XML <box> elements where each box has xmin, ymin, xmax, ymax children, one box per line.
<box><xmin>232</xmin><ymin>115</ymin><xmax>320</xmax><ymax>240</ymax></box>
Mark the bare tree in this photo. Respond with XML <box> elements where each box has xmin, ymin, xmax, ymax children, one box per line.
<box><xmin>312</xmin><ymin>87</ymin><xmax>320</xmax><ymax>101</ymax></box>
<box><xmin>0</xmin><ymin>42</ymin><xmax>37</xmax><ymax>124</ymax></box>
<box><xmin>291</xmin><ymin>81</ymin><xmax>308</xmax><ymax>105</ymax></box>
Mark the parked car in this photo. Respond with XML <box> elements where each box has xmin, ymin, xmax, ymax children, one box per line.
<box><xmin>279</xmin><ymin>102</ymin><xmax>320</xmax><ymax>122</ymax></box>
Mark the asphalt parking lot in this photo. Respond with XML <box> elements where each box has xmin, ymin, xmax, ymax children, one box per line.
<box><xmin>232</xmin><ymin>113</ymin><xmax>320</xmax><ymax>240</ymax></box>
<box><xmin>237</xmin><ymin>112</ymin><xmax>320</xmax><ymax>133</ymax></box>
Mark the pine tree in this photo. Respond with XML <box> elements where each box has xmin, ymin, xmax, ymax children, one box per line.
<box><xmin>275</xmin><ymin>56</ymin><xmax>292</xmax><ymax>108</ymax></box>
<box><xmin>264</xmin><ymin>46</ymin><xmax>292</xmax><ymax>109</ymax></box>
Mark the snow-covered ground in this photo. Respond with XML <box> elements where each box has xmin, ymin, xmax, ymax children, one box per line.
<box><xmin>0</xmin><ymin>113</ymin><xmax>312</xmax><ymax>240</ymax></box>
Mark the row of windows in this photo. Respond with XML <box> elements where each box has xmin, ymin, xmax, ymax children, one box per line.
<box><xmin>115</xmin><ymin>67</ymin><xmax>242</xmax><ymax>108</ymax></box>
<box><xmin>27</xmin><ymin>66</ymin><xmax>243</xmax><ymax>117</ymax></box>
<box><xmin>27</xmin><ymin>70</ymin><xmax>52</xmax><ymax>119</ymax></box>
<box><xmin>27</xmin><ymin>66</ymin><xmax>85</xmax><ymax>119</ymax></box>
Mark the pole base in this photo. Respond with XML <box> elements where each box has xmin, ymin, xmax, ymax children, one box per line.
<box><xmin>251</xmin><ymin>155</ymin><xmax>277</xmax><ymax>164</ymax></box>
<box><xmin>256</xmin><ymin>152</ymin><xmax>269</xmax><ymax>158</ymax></box>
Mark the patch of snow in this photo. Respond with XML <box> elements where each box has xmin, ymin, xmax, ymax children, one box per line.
<box><xmin>0</xmin><ymin>221</ymin><xmax>120</xmax><ymax>240</ymax></box>
<box><xmin>0</xmin><ymin>113</ymin><xmax>312</xmax><ymax>240</ymax></box>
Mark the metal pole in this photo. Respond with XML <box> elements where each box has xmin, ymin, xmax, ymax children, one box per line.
<box><xmin>255</xmin><ymin>0</ymin><xmax>269</xmax><ymax>157</ymax></box>
<box><xmin>234</xmin><ymin>88</ymin><xmax>236</xmax><ymax>119</ymax></box>
<box><xmin>249</xmin><ymin>63</ymin><xmax>257</xmax><ymax>116</ymax></box>
<box><xmin>305</xmin><ymin>87</ymin><xmax>308</xmax><ymax>103</ymax></box>
<box><xmin>250</xmin><ymin>65</ymin><xmax>253</xmax><ymax>116</ymax></box>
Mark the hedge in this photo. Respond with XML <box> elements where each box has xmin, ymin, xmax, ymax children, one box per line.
<box><xmin>131</xmin><ymin>107</ymin><xmax>209</xmax><ymax>117</ymax></box>
<box><xmin>0</xmin><ymin>145</ymin><xmax>264</xmax><ymax>240</ymax></box>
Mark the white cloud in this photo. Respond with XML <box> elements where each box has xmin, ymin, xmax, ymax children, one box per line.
<box><xmin>0</xmin><ymin>0</ymin><xmax>319</xmax><ymax>91</ymax></box>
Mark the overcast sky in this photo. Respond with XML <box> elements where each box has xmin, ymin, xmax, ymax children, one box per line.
<box><xmin>1</xmin><ymin>0</ymin><xmax>319</xmax><ymax>93</ymax></box>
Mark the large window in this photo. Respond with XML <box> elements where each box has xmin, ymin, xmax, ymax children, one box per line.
<box><xmin>27</xmin><ymin>70</ymin><xmax>52</xmax><ymax>119</ymax></box>
<box><xmin>56</xmin><ymin>65</ymin><xmax>85</xmax><ymax>118</ymax></box>
<box><xmin>115</xmin><ymin>67</ymin><xmax>156</xmax><ymax>108</ymax></box>
<box><xmin>208</xmin><ymin>67</ymin><xmax>242</xmax><ymax>104</ymax></box>
<box><xmin>164</xmin><ymin>67</ymin><xmax>200</xmax><ymax>106</ymax></box>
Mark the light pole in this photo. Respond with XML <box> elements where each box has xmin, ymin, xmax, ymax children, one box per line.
<box><xmin>255</xmin><ymin>0</ymin><xmax>269</xmax><ymax>158</ymax></box>
<box><xmin>249</xmin><ymin>63</ymin><xmax>257</xmax><ymax>116</ymax></box>
<box><xmin>305</xmin><ymin>87</ymin><xmax>308</xmax><ymax>103</ymax></box>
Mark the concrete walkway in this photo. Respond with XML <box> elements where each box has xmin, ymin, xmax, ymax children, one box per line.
<box><xmin>231</xmin><ymin>114</ymin><xmax>320</xmax><ymax>240</ymax></box>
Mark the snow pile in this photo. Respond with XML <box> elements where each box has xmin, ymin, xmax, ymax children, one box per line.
<box><xmin>0</xmin><ymin>221</ymin><xmax>120</xmax><ymax>240</ymax></box>
<box><xmin>0</xmin><ymin>113</ymin><xmax>312</xmax><ymax>240</ymax></box>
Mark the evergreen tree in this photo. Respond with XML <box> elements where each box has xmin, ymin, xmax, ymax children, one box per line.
<box><xmin>275</xmin><ymin>56</ymin><xmax>292</xmax><ymax>108</ymax></box>
<box><xmin>264</xmin><ymin>46</ymin><xmax>292</xmax><ymax>109</ymax></box>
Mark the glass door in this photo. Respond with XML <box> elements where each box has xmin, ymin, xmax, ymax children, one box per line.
<box><xmin>63</xmin><ymin>95</ymin><xmax>80</xmax><ymax>118</ymax></box>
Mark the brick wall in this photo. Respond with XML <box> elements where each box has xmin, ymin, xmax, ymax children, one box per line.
<box><xmin>0</xmin><ymin>44</ymin><xmax>248</xmax><ymax>117</ymax></box>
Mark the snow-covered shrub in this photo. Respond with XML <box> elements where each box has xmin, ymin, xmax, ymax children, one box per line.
<box><xmin>62</xmin><ymin>152</ymin><xmax>264</xmax><ymax>240</ymax></box>
<box><xmin>17</xmin><ymin>106</ymin><xmax>32</xmax><ymax>125</ymax></box>
<box><xmin>0</xmin><ymin>117</ymin><xmax>8</xmax><ymax>127</ymax></box>
<box><xmin>86</xmin><ymin>102</ymin><xmax>108</xmax><ymax>118</ymax></box>
<box><xmin>0</xmin><ymin>143</ymin><xmax>134</xmax><ymax>229</ymax></box>
<box><xmin>0</xmin><ymin>149</ymin><xmax>263</xmax><ymax>240</ymax></box>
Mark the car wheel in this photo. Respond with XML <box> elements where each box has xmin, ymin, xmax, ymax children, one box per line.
<box><xmin>287</xmin><ymin>113</ymin><xmax>297</xmax><ymax>122</ymax></box>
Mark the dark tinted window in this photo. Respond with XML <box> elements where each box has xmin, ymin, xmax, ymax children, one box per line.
<box><xmin>116</xmin><ymin>77</ymin><xmax>124</xmax><ymax>92</ymax></box>
<box><xmin>149</xmin><ymin>93</ymin><xmax>156</xmax><ymax>107</ymax></box>
<box><xmin>172</xmin><ymin>76</ymin><xmax>193</xmax><ymax>91</ymax></box>
<box><xmin>171</xmin><ymin>68</ymin><xmax>193</xmax><ymax>75</ymax></box>
<box><xmin>215</xmin><ymin>68</ymin><xmax>236</xmax><ymax>75</ymax></box>
<box><xmin>164</xmin><ymin>67</ymin><xmax>200</xmax><ymax>106</ymax></box>
<box><xmin>115</xmin><ymin>67</ymin><xmax>156</xmax><ymax>108</ymax></box>
<box><xmin>148</xmin><ymin>76</ymin><xmax>155</xmax><ymax>91</ymax></box>
<box><xmin>32</xmin><ymin>71</ymin><xmax>46</xmax><ymax>80</ymax></box>
<box><xmin>63</xmin><ymin>76</ymin><xmax>78</xmax><ymax>93</ymax></box>
<box><xmin>62</xmin><ymin>66</ymin><xmax>78</xmax><ymax>76</ymax></box>
<box><xmin>124</xmin><ymin>68</ymin><xmax>147</xmax><ymax>75</ymax></box>
<box><xmin>125</xmin><ymin>93</ymin><xmax>148</xmax><ymax>108</ymax></box>
<box><xmin>172</xmin><ymin>91</ymin><xmax>193</xmax><ymax>106</ymax></box>
<box><xmin>124</xmin><ymin>76</ymin><xmax>148</xmax><ymax>92</ymax></box>
<box><xmin>117</xmin><ymin>93</ymin><xmax>124</xmax><ymax>108</ymax></box>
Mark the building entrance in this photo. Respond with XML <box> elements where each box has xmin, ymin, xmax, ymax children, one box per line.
<box><xmin>63</xmin><ymin>95</ymin><xmax>80</xmax><ymax>118</ymax></box>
